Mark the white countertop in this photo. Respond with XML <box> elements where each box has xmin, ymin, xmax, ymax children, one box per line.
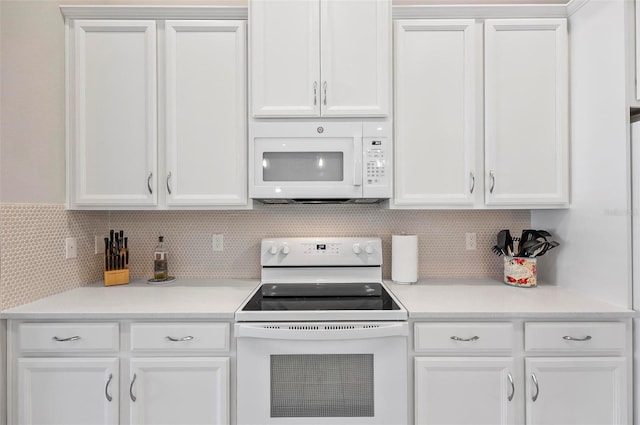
<box><xmin>386</xmin><ymin>279</ymin><xmax>634</xmax><ymax>319</ymax></box>
<box><xmin>0</xmin><ymin>278</ymin><xmax>633</xmax><ymax>320</ymax></box>
<box><xmin>1</xmin><ymin>278</ymin><xmax>260</xmax><ymax>320</ymax></box>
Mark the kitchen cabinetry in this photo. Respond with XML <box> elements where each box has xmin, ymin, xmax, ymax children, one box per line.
<box><xmin>484</xmin><ymin>19</ymin><xmax>569</xmax><ymax>206</ymax></box>
<box><xmin>67</xmin><ymin>20</ymin><xmax>157</xmax><ymax>208</ymax></box>
<box><xmin>250</xmin><ymin>0</ymin><xmax>390</xmax><ymax>117</ymax></box>
<box><xmin>66</xmin><ymin>17</ymin><xmax>248</xmax><ymax>209</ymax></box>
<box><xmin>18</xmin><ymin>358</ymin><xmax>118</xmax><ymax>425</ymax></box>
<box><xmin>8</xmin><ymin>321</ymin><xmax>231</xmax><ymax>425</ymax></box>
<box><xmin>128</xmin><ymin>358</ymin><xmax>228</xmax><ymax>425</ymax></box>
<box><xmin>393</xmin><ymin>18</ymin><xmax>568</xmax><ymax>208</ymax></box>
<box><xmin>412</xmin><ymin>321</ymin><xmax>629</xmax><ymax>425</ymax></box>
<box><xmin>13</xmin><ymin>322</ymin><xmax>120</xmax><ymax>425</ymax></box>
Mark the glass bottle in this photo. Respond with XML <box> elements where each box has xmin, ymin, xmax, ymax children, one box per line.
<box><xmin>154</xmin><ymin>236</ymin><xmax>168</xmax><ymax>280</ymax></box>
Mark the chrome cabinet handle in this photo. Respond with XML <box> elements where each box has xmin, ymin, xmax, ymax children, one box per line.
<box><xmin>531</xmin><ymin>372</ymin><xmax>539</xmax><ymax>402</ymax></box>
<box><xmin>130</xmin><ymin>373</ymin><xmax>137</xmax><ymax>402</ymax></box>
<box><xmin>166</xmin><ymin>335</ymin><xmax>194</xmax><ymax>342</ymax></box>
<box><xmin>147</xmin><ymin>172</ymin><xmax>153</xmax><ymax>195</ymax></box>
<box><xmin>489</xmin><ymin>170</ymin><xmax>495</xmax><ymax>194</ymax></box>
<box><xmin>53</xmin><ymin>336</ymin><xmax>81</xmax><ymax>342</ymax></box>
<box><xmin>450</xmin><ymin>335</ymin><xmax>479</xmax><ymax>342</ymax></box>
<box><xmin>469</xmin><ymin>172</ymin><xmax>475</xmax><ymax>194</ymax></box>
<box><xmin>507</xmin><ymin>372</ymin><xmax>515</xmax><ymax>402</ymax></box>
<box><xmin>166</xmin><ymin>172</ymin><xmax>172</xmax><ymax>195</ymax></box>
<box><xmin>105</xmin><ymin>373</ymin><xmax>113</xmax><ymax>402</ymax></box>
<box><xmin>562</xmin><ymin>335</ymin><xmax>592</xmax><ymax>342</ymax></box>
<box><xmin>323</xmin><ymin>81</ymin><xmax>327</xmax><ymax>106</ymax></box>
<box><xmin>313</xmin><ymin>82</ymin><xmax>317</xmax><ymax>106</ymax></box>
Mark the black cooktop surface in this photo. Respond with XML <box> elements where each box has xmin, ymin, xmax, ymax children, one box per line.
<box><xmin>241</xmin><ymin>282</ymin><xmax>401</xmax><ymax>312</ymax></box>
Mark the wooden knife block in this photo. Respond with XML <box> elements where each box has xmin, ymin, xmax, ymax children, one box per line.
<box><xmin>104</xmin><ymin>268</ymin><xmax>130</xmax><ymax>286</ymax></box>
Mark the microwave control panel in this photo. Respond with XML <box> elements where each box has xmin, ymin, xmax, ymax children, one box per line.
<box><xmin>363</xmin><ymin>137</ymin><xmax>391</xmax><ymax>196</ymax></box>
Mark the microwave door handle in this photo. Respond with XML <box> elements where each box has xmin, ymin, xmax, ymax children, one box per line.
<box><xmin>354</xmin><ymin>138</ymin><xmax>363</xmax><ymax>186</ymax></box>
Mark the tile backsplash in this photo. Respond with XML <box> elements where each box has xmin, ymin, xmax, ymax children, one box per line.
<box><xmin>1</xmin><ymin>203</ymin><xmax>529</xmax><ymax>309</ymax></box>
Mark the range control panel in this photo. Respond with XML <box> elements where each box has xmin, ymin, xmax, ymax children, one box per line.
<box><xmin>261</xmin><ymin>237</ymin><xmax>383</xmax><ymax>267</ymax></box>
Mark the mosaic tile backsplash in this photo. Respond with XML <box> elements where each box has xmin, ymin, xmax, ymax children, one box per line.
<box><xmin>0</xmin><ymin>203</ymin><xmax>529</xmax><ymax>309</ymax></box>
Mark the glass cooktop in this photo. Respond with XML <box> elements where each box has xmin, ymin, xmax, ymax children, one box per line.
<box><xmin>241</xmin><ymin>282</ymin><xmax>402</xmax><ymax>312</ymax></box>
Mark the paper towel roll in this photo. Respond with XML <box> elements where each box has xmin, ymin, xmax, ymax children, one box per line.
<box><xmin>392</xmin><ymin>235</ymin><xmax>418</xmax><ymax>284</ymax></box>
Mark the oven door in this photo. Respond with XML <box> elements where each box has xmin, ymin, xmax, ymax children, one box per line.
<box><xmin>251</xmin><ymin>132</ymin><xmax>363</xmax><ymax>200</ymax></box>
<box><xmin>236</xmin><ymin>322</ymin><xmax>408</xmax><ymax>425</ymax></box>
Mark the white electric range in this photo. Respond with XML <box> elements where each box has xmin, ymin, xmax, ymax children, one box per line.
<box><xmin>235</xmin><ymin>237</ymin><xmax>408</xmax><ymax>425</ymax></box>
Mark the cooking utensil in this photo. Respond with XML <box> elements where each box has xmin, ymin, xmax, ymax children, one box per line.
<box><xmin>492</xmin><ymin>245</ymin><xmax>504</xmax><ymax>256</ymax></box>
<box><xmin>505</xmin><ymin>230</ymin><xmax>514</xmax><ymax>256</ymax></box>
<box><xmin>496</xmin><ymin>230</ymin><xmax>508</xmax><ymax>256</ymax></box>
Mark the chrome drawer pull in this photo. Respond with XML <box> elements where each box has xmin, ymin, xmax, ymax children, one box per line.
<box><xmin>507</xmin><ymin>372</ymin><xmax>515</xmax><ymax>402</ymax></box>
<box><xmin>130</xmin><ymin>373</ymin><xmax>137</xmax><ymax>402</ymax></box>
<box><xmin>531</xmin><ymin>372</ymin><xmax>539</xmax><ymax>402</ymax></box>
<box><xmin>105</xmin><ymin>373</ymin><xmax>113</xmax><ymax>402</ymax></box>
<box><xmin>53</xmin><ymin>336</ymin><xmax>81</xmax><ymax>342</ymax></box>
<box><xmin>489</xmin><ymin>170</ymin><xmax>496</xmax><ymax>194</ymax></box>
<box><xmin>562</xmin><ymin>335</ymin><xmax>592</xmax><ymax>342</ymax></box>
<box><xmin>450</xmin><ymin>335</ymin><xmax>479</xmax><ymax>342</ymax></box>
<box><xmin>166</xmin><ymin>335</ymin><xmax>194</xmax><ymax>342</ymax></box>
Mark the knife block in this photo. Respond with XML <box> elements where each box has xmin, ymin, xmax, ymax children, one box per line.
<box><xmin>104</xmin><ymin>268</ymin><xmax>130</xmax><ymax>286</ymax></box>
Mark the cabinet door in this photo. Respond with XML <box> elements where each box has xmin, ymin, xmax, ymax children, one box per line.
<box><xmin>415</xmin><ymin>357</ymin><xmax>517</xmax><ymax>425</ymax></box>
<box><xmin>526</xmin><ymin>357</ymin><xmax>628</xmax><ymax>425</ymax></box>
<box><xmin>69</xmin><ymin>20</ymin><xmax>157</xmax><ymax>208</ymax></box>
<box><xmin>129</xmin><ymin>357</ymin><xmax>229</xmax><ymax>425</ymax></box>
<box><xmin>484</xmin><ymin>19</ymin><xmax>568</xmax><ymax>207</ymax></box>
<box><xmin>250</xmin><ymin>0</ymin><xmax>320</xmax><ymax>117</ymax></box>
<box><xmin>17</xmin><ymin>357</ymin><xmax>118</xmax><ymax>425</ymax></box>
<box><xmin>394</xmin><ymin>20</ymin><xmax>478</xmax><ymax>207</ymax></box>
<box><xmin>164</xmin><ymin>21</ymin><xmax>247</xmax><ymax>207</ymax></box>
<box><xmin>320</xmin><ymin>0</ymin><xmax>390</xmax><ymax>117</ymax></box>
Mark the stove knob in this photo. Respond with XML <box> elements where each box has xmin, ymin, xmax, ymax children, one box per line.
<box><xmin>365</xmin><ymin>244</ymin><xmax>374</xmax><ymax>255</ymax></box>
<box><xmin>281</xmin><ymin>245</ymin><xmax>290</xmax><ymax>255</ymax></box>
<box><xmin>269</xmin><ymin>244</ymin><xmax>279</xmax><ymax>255</ymax></box>
<box><xmin>352</xmin><ymin>243</ymin><xmax>361</xmax><ymax>254</ymax></box>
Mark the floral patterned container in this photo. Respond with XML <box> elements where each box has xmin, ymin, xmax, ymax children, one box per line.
<box><xmin>503</xmin><ymin>256</ymin><xmax>537</xmax><ymax>287</ymax></box>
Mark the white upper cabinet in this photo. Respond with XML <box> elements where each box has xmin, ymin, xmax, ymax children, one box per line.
<box><xmin>484</xmin><ymin>19</ymin><xmax>569</xmax><ymax>207</ymax></box>
<box><xmin>69</xmin><ymin>20</ymin><xmax>157</xmax><ymax>208</ymax></box>
<box><xmin>393</xmin><ymin>18</ymin><xmax>568</xmax><ymax>209</ymax></box>
<box><xmin>66</xmin><ymin>18</ymin><xmax>248</xmax><ymax>210</ymax></box>
<box><xmin>394</xmin><ymin>19</ymin><xmax>479</xmax><ymax>207</ymax></box>
<box><xmin>164</xmin><ymin>20</ymin><xmax>247</xmax><ymax>207</ymax></box>
<box><xmin>250</xmin><ymin>0</ymin><xmax>390</xmax><ymax>117</ymax></box>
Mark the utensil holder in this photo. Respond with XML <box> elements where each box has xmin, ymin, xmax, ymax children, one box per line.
<box><xmin>503</xmin><ymin>256</ymin><xmax>537</xmax><ymax>287</ymax></box>
<box><xmin>104</xmin><ymin>268</ymin><xmax>129</xmax><ymax>286</ymax></box>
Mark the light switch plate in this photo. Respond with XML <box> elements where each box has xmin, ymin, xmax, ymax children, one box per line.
<box><xmin>66</xmin><ymin>237</ymin><xmax>77</xmax><ymax>259</ymax></box>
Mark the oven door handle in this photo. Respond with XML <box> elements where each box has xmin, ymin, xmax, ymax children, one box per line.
<box><xmin>236</xmin><ymin>323</ymin><xmax>408</xmax><ymax>340</ymax></box>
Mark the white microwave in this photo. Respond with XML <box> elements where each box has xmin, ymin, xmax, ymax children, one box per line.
<box><xmin>249</xmin><ymin>121</ymin><xmax>392</xmax><ymax>203</ymax></box>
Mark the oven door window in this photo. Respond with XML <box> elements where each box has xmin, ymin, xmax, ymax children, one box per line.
<box><xmin>262</xmin><ymin>152</ymin><xmax>344</xmax><ymax>182</ymax></box>
<box><xmin>270</xmin><ymin>354</ymin><xmax>374</xmax><ymax>418</ymax></box>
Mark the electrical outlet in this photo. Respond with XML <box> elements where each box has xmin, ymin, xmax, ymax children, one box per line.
<box><xmin>465</xmin><ymin>233</ymin><xmax>477</xmax><ymax>250</ymax></box>
<box><xmin>95</xmin><ymin>235</ymin><xmax>105</xmax><ymax>255</ymax></box>
<box><xmin>212</xmin><ymin>234</ymin><xmax>224</xmax><ymax>252</ymax></box>
<box><xmin>66</xmin><ymin>237</ymin><xmax>77</xmax><ymax>259</ymax></box>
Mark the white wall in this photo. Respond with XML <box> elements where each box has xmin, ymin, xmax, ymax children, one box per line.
<box><xmin>532</xmin><ymin>0</ymin><xmax>632</xmax><ymax>308</ymax></box>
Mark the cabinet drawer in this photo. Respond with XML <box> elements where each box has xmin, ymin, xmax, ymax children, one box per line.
<box><xmin>18</xmin><ymin>322</ymin><xmax>119</xmax><ymax>353</ymax></box>
<box><xmin>525</xmin><ymin>322</ymin><xmax>627</xmax><ymax>353</ymax></box>
<box><xmin>414</xmin><ymin>322</ymin><xmax>513</xmax><ymax>354</ymax></box>
<box><xmin>130</xmin><ymin>322</ymin><xmax>229</xmax><ymax>353</ymax></box>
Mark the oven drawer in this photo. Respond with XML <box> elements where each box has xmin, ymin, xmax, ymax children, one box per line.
<box><xmin>18</xmin><ymin>322</ymin><xmax>119</xmax><ymax>353</ymax></box>
<box><xmin>414</xmin><ymin>322</ymin><xmax>514</xmax><ymax>354</ymax></box>
<box><xmin>130</xmin><ymin>322</ymin><xmax>229</xmax><ymax>353</ymax></box>
<box><xmin>524</xmin><ymin>322</ymin><xmax>627</xmax><ymax>354</ymax></box>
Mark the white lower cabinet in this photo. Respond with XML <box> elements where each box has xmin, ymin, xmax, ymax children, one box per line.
<box><xmin>413</xmin><ymin>321</ymin><xmax>630</xmax><ymax>425</ymax></box>
<box><xmin>128</xmin><ymin>357</ymin><xmax>229</xmax><ymax>425</ymax></box>
<box><xmin>9</xmin><ymin>321</ymin><xmax>231</xmax><ymax>425</ymax></box>
<box><xmin>415</xmin><ymin>357</ymin><xmax>516</xmax><ymax>425</ymax></box>
<box><xmin>17</xmin><ymin>357</ymin><xmax>119</xmax><ymax>425</ymax></box>
<box><xmin>525</xmin><ymin>357</ymin><xmax>628</xmax><ymax>425</ymax></box>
